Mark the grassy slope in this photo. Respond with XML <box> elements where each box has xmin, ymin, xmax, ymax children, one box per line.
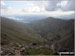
<box><xmin>28</xmin><ymin>17</ymin><xmax>74</xmax><ymax>51</ymax></box>
<box><xmin>1</xmin><ymin>17</ymin><xmax>45</xmax><ymax>46</ymax></box>
<box><xmin>1</xmin><ymin>16</ymin><xmax>74</xmax><ymax>53</ymax></box>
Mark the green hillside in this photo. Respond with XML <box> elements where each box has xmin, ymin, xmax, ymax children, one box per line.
<box><xmin>1</xmin><ymin>17</ymin><xmax>74</xmax><ymax>55</ymax></box>
<box><xmin>29</xmin><ymin>17</ymin><xmax>74</xmax><ymax>52</ymax></box>
<box><xmin>1</xmin><ymin>17</ymin><xmax>45</xmax><ymax>46</ymax></box>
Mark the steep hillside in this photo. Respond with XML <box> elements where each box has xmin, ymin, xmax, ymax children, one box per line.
<box><xmin>1</xmin><ymin>17</ymin><xmax>45</xmax><ymax>46</ymax></box>
<box><xmin>28</xmin><ymin>17</ymin><xmax>74</xmax><ymax>51</ymax></box>
<box><xmin>1</xmin><ymin>16</ymin><xmax>74</xmax><ymax>55</ymax></box>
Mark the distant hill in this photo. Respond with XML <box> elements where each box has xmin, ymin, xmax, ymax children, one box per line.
<box><xmin>3</xmin><ymin>15</ymin><xmax>48</xmax><ymax>23</ymax></box>
<box><xmin>28</xmin><ymin>17</ymin><xmax>74</xmax><ymax>51</ymax></box>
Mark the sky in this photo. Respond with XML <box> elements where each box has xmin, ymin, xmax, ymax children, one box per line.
<box><xmin>1</xmin><ymin>0</ymin><xmax>75</xmax><ymax>16</ymax></box>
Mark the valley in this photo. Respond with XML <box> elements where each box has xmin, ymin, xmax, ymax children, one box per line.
<box><xmin>0</xmin><ymin>16</ymin><xmax>74</xmax><ymax>55</ymax></box>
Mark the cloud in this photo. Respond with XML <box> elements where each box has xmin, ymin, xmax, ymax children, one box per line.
<box><xmin>61</xmin><ymin>0</ymin><xmax>75</xmax><ymax>11</ymax></box>
<box><xmin>1</xmin><ymin>0</ymin><xmax>75</xmax><ymax>16</ymax></box>
<box><xmin>23</xmin><ymin>5</ymin><xmax>46</xmax><ymax>12</ymax></box>
<box><xmin>46</xmin><ymin>0</ymin><xmax>75</xmax><ymax>11</ymax></box>
<box><xmin>1</xmin><ymin>8</ymin><xmax>24</xmax><ymax>15</ymax></box>
<box><xmin>1</xmin><ymin>1</ymin><xmax>5</xmax><ymax>6</ymax></box>
<box><xmin>23</xmin><ymin>0</ymin><xmax>75</xmax><ymax>12</ymax></box>
<box><xmin>1</xmin><ymin>1</ymin><xmax>47</xmax><ymax>15</ymax></box>
<box><xmin>23</xmin><ymin>1</ymin><xmax>47</xmax><ymax>12</ymax></box>
<box><xmin>1</xmin><ymin>1</ymin><xmax>24</xmax><ymax>15</ymax></box>
<box><xmin>1</xmin><ymin>1</ymin><xmax>7</xmax><ymax>9</ymax></box>
<box><xmin>45</xmin><ymin>0</ymin><xmax>61</xmax><ymax>11</ymax></box>
<box><xmin>60</xmin><ymin>1</ymin><xmax>68</xmax><ymax>7</ymax></box>
<box><xmin>1</xmin><ymin>1</ymin><xmax>12</xmax><ymax>11</ymax></box>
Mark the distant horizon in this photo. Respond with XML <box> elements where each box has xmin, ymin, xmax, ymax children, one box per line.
<box><xmin>1</xmin><ymin>12</ymin><xmax>75</xmax><ymax>20</ymax></box>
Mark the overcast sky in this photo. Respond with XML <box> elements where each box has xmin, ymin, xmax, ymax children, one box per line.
<box><xmin>1</xmin><ymin>0</ymin><xmax>75</xmax><ymax>16</ymax></box>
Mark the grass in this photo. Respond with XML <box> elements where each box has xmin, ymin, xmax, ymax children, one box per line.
<box><xmin>27</xmin><ymin>48</ymin><xmax>53</xmax><ymax>55</ymax></box>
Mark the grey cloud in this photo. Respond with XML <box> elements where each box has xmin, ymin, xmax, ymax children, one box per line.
<box><xmin>45</xmin><ymin>0</ymin><xmax>75</xmax><ymax>11</ymax></box>
<box><xmin>1</xmin><ymin>5</ymin><xmax>8</xmax><ymax>9</ymax></box>
<box><xmin>45</xmin><ymin>0</ymin><xmax>61</xmax><ymax>11</ymax></box>
<box><xmin>62</xmin><ymin>0</ymin><xmax>75</xmax><ymax>11</ymax></box>
<box><xmin>0</xmin><ymin>1</ymin><xmax>8</xmax><ymax>10</ymax></box>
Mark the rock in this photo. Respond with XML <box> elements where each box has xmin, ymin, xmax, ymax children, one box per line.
<box><xmin>32</xmin><ymin>43</ymin><xmax>37</xmax><ymax>45</ymax></box>
<box><xmin>51</xmin><ymin>45</ymin><xmax>55</xmax><ymax>51</ymax></box>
